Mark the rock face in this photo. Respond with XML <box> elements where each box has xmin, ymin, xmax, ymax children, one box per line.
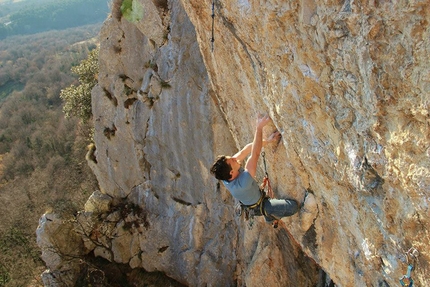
<box><xmin>37</xmin><ymin>0</ymin><xmax>429</xmax><ymax>286</ymax></box>
<box><xmin>36</xmin><ymin>213</ymin><xmax>87</xmax><ymax>286</ymax></box>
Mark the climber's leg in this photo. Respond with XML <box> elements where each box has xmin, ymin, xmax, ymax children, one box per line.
<box><xmin>263</xmin><ymin>198</ymin><xmax>299</xmax><ymax>222</ymax></box>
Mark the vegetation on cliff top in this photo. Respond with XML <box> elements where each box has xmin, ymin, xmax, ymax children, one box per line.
<box><xmin>60</xmin><ymin>48</ymin><xmax>99</xmax><ymax>123</ymax></box>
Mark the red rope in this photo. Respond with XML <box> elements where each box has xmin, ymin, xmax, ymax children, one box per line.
<box><xmin>260</xmin><ymin>152</ymin><xmax>274</xmax><ymax>199</ymax></box>
<box><xmin>261</xmin><ymin>176</ymin><xmax>275</xmax><ymax>199</ymax></box>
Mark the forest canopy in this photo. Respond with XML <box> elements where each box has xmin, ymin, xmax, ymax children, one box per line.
<box><xmin>0</xmin><ymin>0</ymin><xmax>110</xmax><ymax>39</ymax></box>
<box><xmin>0</xmin><ymin>24</ymin><xmax>100</xmax><ymax>286</ymax></box>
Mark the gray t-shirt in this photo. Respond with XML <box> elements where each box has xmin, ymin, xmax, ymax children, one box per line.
<box><xmin>222</xmin><ymin>168</ymin><xmax>261</xmax><ymax>205</ymax></box>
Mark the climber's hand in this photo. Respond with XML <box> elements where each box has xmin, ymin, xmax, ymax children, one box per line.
<box><xmin>266</xmin><ymin>131</ymin><xmax>281</xmax><ymax>143</ymax></box>
<box><xmin>256</xmin><ymin>114</ymin><xmax>271</xmax><ymax>130</ymax></box>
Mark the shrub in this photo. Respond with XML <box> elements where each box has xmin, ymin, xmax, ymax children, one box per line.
<box><xmin>60</xmin><ymin>48</ymin><xmax>99</xmax><ymax>123</ymax></box>
<box><xmin>121</xmin><ymin>0</ymin><xmax>144</xmax><ymax>23</ymax></box>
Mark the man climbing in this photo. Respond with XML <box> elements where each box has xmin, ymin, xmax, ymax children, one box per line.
<box><xmin>210</xmin><ymin>114</ymin><xmax>300</xmax><ymax>224</ymax></box>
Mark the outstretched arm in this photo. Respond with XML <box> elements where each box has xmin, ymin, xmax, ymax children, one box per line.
<box><xmin>232</xmin><ymin>142</ymin><xmax>253</xmax><ymax>162</ymax></box>
<box><xmin>233</xmin><ymin>130</ymin><xmax>280</xmax><ymax>162</ymax></box>
<box><xmin>245</xmin><ymin>115</ymin><xmax>272</xmax><ymax>178</ymax></box>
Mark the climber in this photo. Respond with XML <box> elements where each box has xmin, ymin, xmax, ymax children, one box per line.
<box><xmin>210</xmin><ymin>114</ymin><xmax>299</xmax><ymax>223</ymax></box>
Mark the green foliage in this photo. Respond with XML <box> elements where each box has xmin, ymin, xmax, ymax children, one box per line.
<box><xmin>121</xmin><ymin>0</ymin><xmax>144</xmax><ymax>22</ymax></box>
<box><xmin>60</xmin><ymin>48</ymin><xmax>99</xmax><ymax>123</ymax></box>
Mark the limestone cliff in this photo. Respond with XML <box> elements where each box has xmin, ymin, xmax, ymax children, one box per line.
<box><xmin>37</xmin><ymin>0</ymin><xmax>429</xmax><ymax>286</ymax></box>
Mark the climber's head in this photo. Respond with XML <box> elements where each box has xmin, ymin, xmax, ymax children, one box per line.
<box><xmin>210</xmin><ymin>155</ymin><xmax>232</xmax><ymax>181</ymax></box>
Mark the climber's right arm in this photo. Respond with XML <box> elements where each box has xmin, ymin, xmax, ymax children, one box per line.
<box><xmin>245</xmin><ymin>115</ymin><xmax>270</xmax><ymax>178</ymax></box>
<box><xmin>233</xmin><ymin>130</ymin><xmax>280</xmax><ymax>163</ymax></box>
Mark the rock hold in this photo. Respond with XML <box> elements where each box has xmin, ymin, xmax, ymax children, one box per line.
<box><xmin>84</xmin><ymin>190</ymin><xmax>113</xmax><ymax>213</ymax></box>
<box><xmin>300</xmin><ymin>192</ymin><xmax>318</xmax><ymax>232</ymax></box>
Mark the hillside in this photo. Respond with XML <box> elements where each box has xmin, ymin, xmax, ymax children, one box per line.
<box><xmin>37</xmin><ymin>0</ymin><xmax>429</xmax><ymax>286</ymax></box>
<box><xmin>0</xmin><ymin>25</ymin><xmax>100</xmax><ymax>286</ymax></box>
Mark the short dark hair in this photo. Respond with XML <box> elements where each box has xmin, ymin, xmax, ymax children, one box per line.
<box><xmin>210</xmin><ymin>155</ymin><xmax>232</xmax><ymax>181</ymax></box>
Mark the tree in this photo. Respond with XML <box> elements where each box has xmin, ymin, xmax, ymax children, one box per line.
<box><xmin>60</xmin><ymin>48</ymin><xmax>98</xmax><ymax>123</ymax></box>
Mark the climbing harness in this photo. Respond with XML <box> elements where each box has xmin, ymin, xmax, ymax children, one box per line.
<box><xmin>235</xmin><ymin>203</ymin><xmax>255</xmax><ymax>230</ymax></box>
<box><xmin>235</xmin><ymin>151</ymin><xmax>279</xmax><ymax>229</ymax></box>
<box><xmin>236</xmin><ymin>189</ymin><xmax>266</xmax><ymax>230</ymax></box>
<box><xmin>210</xmin><ymin>0</ymin><xmax>215</xmax><ymax>52</ymax></box>
<box><xmin>399</xmin><ymin>247</ymin><xmax>419</xmax><ymax>287</ymax></box>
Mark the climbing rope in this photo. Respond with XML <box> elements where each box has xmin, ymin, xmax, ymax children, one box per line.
<box><xmin>261</xmin><ymin>151</ymin><xmax>275</xmax><ymax>199</ymax></box>
<box><xmin>261</xmin><ymin>151</ymin><xmax>279</xmax><ymax>228</ymax></box>
<box><xmin>399</xmin><ymin>247</ymin><xmax>419</xmax><ymax>287</ymax></box>
<box><xmin>210</xmin><ymin>0</ymin><xmax>215</xmax><ymax>52</ymax></box>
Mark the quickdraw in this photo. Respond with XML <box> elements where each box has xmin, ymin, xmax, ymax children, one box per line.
<box><xmin>400</xmin><ymin>265</ymin><xmax>414</xmax><ymax>287</ymax></box>
<box><xmin>235</xmin><ymin>203</ymin><xmax>255</xmax><ymax>230</ymax></box>
<box><xmin>210</xmin><ymin>0</ymin><xmax>215</xmax><ymax>52</ymax></box>
<box><xmin>399</xmin><ymin>247</ymin><xmax>419</xmax><ymax>287</ymax></box>
<box><xmin>261</xmin><ymin>151</ymin><xmax>274</xmax><ymax>199</ymax></box>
